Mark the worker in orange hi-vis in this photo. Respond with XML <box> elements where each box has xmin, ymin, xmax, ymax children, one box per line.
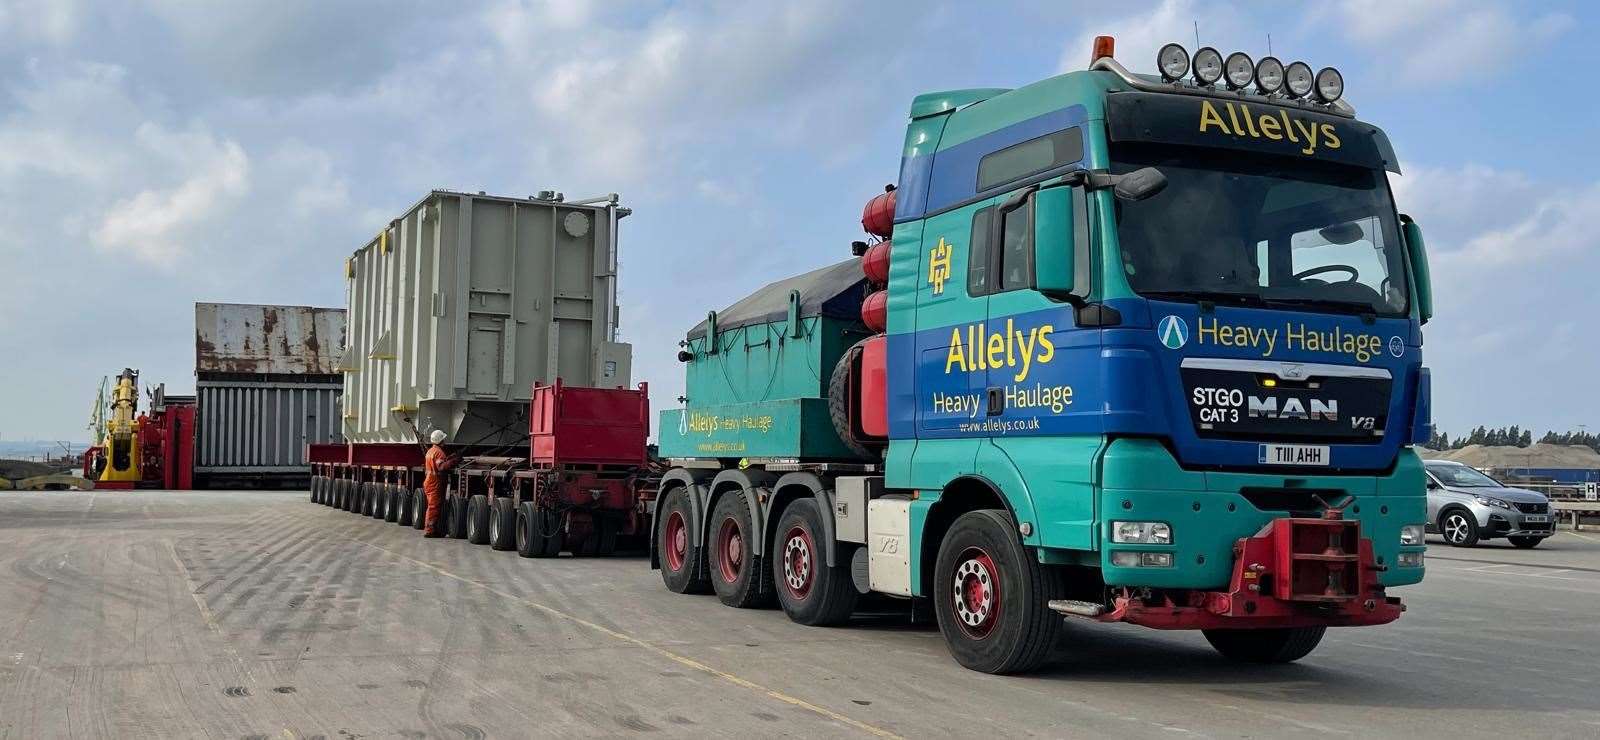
<box><xmin>422</xmin><ymin>429</ymin><xmax>455</xmax><ymax>538</ymax></box>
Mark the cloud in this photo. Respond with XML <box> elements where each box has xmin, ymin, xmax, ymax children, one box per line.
<box><xmin>1330</xmin><ymin>0</ymin><xmax>1571</xmax><ymax>86</ymax></box>
<box><xmin>1060</xmin><ymin>0</ymin><xmax>1258</xmax><ymax>74</ymax></box>
<box><xmin>92</xmin><ymin>125</ymin><xmax>250</xmax><ymax>266</ymax></box>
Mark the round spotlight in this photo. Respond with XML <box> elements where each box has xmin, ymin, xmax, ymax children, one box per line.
<box><xmin>1284</xmin><ymin>61</ymin><xmax>1314</xmax><ymax>98</ymax></box>
<box><xmin>1314</xmin><ymin>66</ymin><xmax>1344</xmax><ymax>103</ymax></box>
<box><xmin>1157</xmin><ymin>43</ymin><xmax>1190</xmax><ymax>81</ymax></box>
<box><xmin>1254</xmin><ymin>56</ymin><xmax>1285</xmax><ymax>94</ymax></box>
<box><xmin>1192</xmin><ymin>47</ymin><xmax>1223</xmax><ymax>85</ymax></box>
<box><xmin>1223</xmin><ymin>52</ymin><xmax>1254</xmax><ymax>89</ymax></box>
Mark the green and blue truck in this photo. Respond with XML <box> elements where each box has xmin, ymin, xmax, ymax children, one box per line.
<box><xmin>654</xmin><ymin>38</ymin><xmax>1434</xmax><ymax>673</ymax></box>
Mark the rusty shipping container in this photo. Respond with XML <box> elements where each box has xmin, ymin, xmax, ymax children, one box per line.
<box><xmin>341</xmin><ymin>190</ymin><xmax>632</xmax><ymax>446</ymax></box>
<box><xmin>194</xmin><ymin>303</ymin><xmax>347</xmax><ymax>486</ymax></box>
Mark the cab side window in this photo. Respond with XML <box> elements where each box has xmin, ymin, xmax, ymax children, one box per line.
<box><xmin>968</xmin><ymin>208</ymin><xmax>991</xmax><ymax>296</ymax></box>
<box><xmin>966</xmin><ymin>203</ymin><xmax>1034</xmax><ymax>297</ymax></box>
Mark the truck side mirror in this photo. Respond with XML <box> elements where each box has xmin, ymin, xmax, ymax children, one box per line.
<box><xmin>1401</xmin><ymin>216</ymin><xmax>1432</xmax><ymax>324</ymax></box>
<box><xmin>1113</xmin><ymin>167</ymin><xmax>1166</xmax><ymax>202</ymax></box>
<box><xmin>1032</xmin><ymin>186</ymin><xmax>1074</xmax><ymax>298</ymax></box>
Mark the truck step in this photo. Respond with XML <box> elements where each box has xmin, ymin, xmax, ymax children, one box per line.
<box><xmin>1048</xmin><ymin>599</ymin><xmax>1105</xmax><ymax>618</ymax></box>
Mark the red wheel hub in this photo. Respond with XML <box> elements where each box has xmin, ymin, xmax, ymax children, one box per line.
<box><xmin>781</xmin><ymin>525</ymin><xmax>815</xmax><ymax>600</ymax></box>
<box><xmin>716</xmin><ymin>517</ymin><xmax>745</xmax><ymax>583</ymax></box>
<box><xmin>664</xmin><ymin>511</ymin><xmax>688</xmax><ymax>572</ymax></box>
<box><xmin>952</xmin><ymin>548</ymin><xmax>1000</xmax><ymax>639</ymax></box>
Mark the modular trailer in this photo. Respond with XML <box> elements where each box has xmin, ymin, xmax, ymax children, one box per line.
<box><xmin>311</xmin><ymin>190</ymin><xmax>651</xmax><ymax>557</ymax></box>
<box><xmin>650</xmin><ymin>38</ymin><xmax>1436</xmax><ymax>673</ymax></box>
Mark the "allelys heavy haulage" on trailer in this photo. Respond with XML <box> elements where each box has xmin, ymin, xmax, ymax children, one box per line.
<box><xmin>651</xmin><ymin>37</ymin><xmax>1435</xmax><ymax>673</ymax></box>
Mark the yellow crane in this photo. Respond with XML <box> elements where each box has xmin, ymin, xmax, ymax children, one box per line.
<box><xmin>98</xmin><ymin>368</ymin><xmax>143</xmax><ymax>484</ymax></box>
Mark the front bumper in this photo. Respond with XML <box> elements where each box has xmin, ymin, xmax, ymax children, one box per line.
<box><xmin>1097</xmin><ymin>516</ymin><xmax>1404</xmax><ymax>629</ymax></box>
<box><xmin>1476</xmin><ymin>506</ymin><xmax>1556</xmax><ymax>539</ymax></box>
<box><xmin>1097</xmin><ymin>439</ymin><xmax>1427</xmax><ymax>590</ymax></box>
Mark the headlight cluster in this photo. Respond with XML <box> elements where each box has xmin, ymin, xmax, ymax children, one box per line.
<box><xmin>1154</xmin><ymin>42</ymin><xmax>1343</xmax><ymax>103</ymax></box>
<box><xmin>1400</xmin><ymin>524</ymin><xmax>1426</xmax><ymax>546</ymax></box>
<box><xmin>1475</xmin><ymin>496</ymin><xmax>1513</xmax><ymax>510</ymax></box>
<box><xmin>1112</xmin><ymin>521</ymin><xmax>1172</xmax><ymax>544</ymax></box>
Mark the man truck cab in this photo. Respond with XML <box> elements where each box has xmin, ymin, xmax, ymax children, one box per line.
<box><xmin>657</xmin><ymin>37</ymin><xmax>1433</xmax><ymax>674</ymax></box>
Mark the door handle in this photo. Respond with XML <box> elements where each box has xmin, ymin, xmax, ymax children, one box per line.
<box><xmin>986</xmin><ymin>387</ymin><xmax>1005</xmax><ymax>417</ymax></box>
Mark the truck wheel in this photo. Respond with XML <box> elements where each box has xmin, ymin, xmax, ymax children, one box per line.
<box><xmin>934</xmin><ymin>510</ymin><xmax>1064</xmax><ymax>674</ymax></box>
<box><xmin>331</xmin><ymin>480</ymin><xmax>345</xmax><ymax>508</ymax></box>
<box><xmin>658</xmin><ymin>486</ymin><xmax>711</xmax><ymax>594</ymax></box>
<box><xmin>310</xmin><ymin>476</ymin><xmax>322</xmax><ymax>503</ymax></box>
<box><xmin>515</xmin><ymin>502</ymin><xmax>540</xmax><ymax>558</ymax></box>
<box><xmin>1510</xmin><ymin>535</ymin><xmax>1543</xmax><ymax>549</ymax></box>
<box><xmin>364</xmin><ymin>484</ymin><xmax>380</xmax><ymax>517</ymax></box>
<box><xmin>773</xmin><ymin>498</ymin><xmax>858</xmax><ymax>626</ymax></box>
<box><xmin>708</xmin><ymin>491</ymin><xmax>774</xmax><ymax>608</ymax></box>
<box><xmin>397</xmin><ymin>488</ymin><xmax>414</xmax><ymax>526</ymax></box>
<box><xmin>411</xmin><ymin>489</ymin><xmax>428</xmax><ymax>530</ymax></box>
<box><xmin>1203</xmin><ymin>627</ymin><xmax>1326</xmax><ymax>664</ymax></box>
<box><xmin>372</xmin><ymin>486</ymin><xmax>390</xmax><ymax>520</ymax></box>
<box><xmin>489</xmin><ymin>499</ymin><xmax>517</xmax><ymax>551</ymax></box>
<box><xmin>597</xmin><ymin>518</ymin><xmax>619</xmax><ymax>556</ymax></box>
<box><xmin>466</xmin><ymin>495</ymin><xmax>491</xmax><ymax>544</ymax></box>
<box><xmin>351</xmin><ymin>483</ymin><xmax>366</xmax><ymax>513</ymax></box>
<box><xmin>340</xmin><ymin>481</ymin><xmax>353</xmax><ymax>511</ymax></box>
<box><xmin>385</xmin><ymin>487</ymin><xmax>403</xmax><ymax>522</ymax></box>
<box><xmin>827</xmin><ymin>339</ymin><xmax>874</xmax><ymax>459</ymax></box>
<box><xmin>1440</xmin><ymin>509</ymin><xmax>1480</xmax><ymax>547</ymax></box>
<box><xmin>448</xmin><ymin>495</ymin><xmax>470</xmax><ymax>539</ymax></box>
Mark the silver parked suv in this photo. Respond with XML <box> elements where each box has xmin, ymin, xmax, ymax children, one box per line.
<box><xmin>1424</xmin><ymin>460</ymin><xmax>1555</xmax><ymax>549</ymax></box>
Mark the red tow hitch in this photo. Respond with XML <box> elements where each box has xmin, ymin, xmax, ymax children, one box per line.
<box><xmin>1100</xmin><ymin>511</ymin><xmax>1404</xmax><ymax>630</ymax></box>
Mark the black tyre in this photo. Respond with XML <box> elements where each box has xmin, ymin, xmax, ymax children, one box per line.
<box><xmin>1203</xmin><ymin>626</ymin><xmax>1326</xmax><ymax>664</ymax></box>
<box><xmin>365</xmin><ymin>484</ymin><xmax>380</xmax><ymax>517</ymax></box>
<box><xmin>772</xmin><ymin>498</ymin><xmax>858</xmax><ymax>626</ymax></box>
<box><xmin>657</xmin><ymin>486</ymin><xmax>711</xmax><ymax>594</ymax></box>
<box><xmin>448</xmin><ymin>494</ymin><xmax>470</xmax><ymax>539</ymax></box>
<box><xmin>1440</xmin><ymin>508</ymin><xmax>1480</xmax><ymax>547</ymax></box>
<box><xmin>397</xmin><ymin>488</ymin><xmax>414</xmax><ymax>526</ymax></box>
<box><xmin>347</xmin><ymin>482</ymin><xmax>362</xmax><ymax>512</ymax></box>
<box><xmin>372</xmin><ymin>485</ymin><xmax>390</xmax><ymax>520</ymax></box>
<box><xmin>332</xmin><ymin>480</ymin><xmax>345</xmax><ymax>509</ymax></box>
<box><xmin>489</xmin><ymin>498</ymin><xmax>517</xmax><ymax>551</ymax></box>
<box><xmin>411</xmin><ymin>488</ymin><xmax>428</xmax><ymax>530</ymax></box>
<box><xmin>933</xmin><ymin>509</ymin><xmax>1065</xmax><ymax>674</ymax></box>
<box><xmin>317</xmin><ymin>477</ymin><xmax>329</xmax><ymax>505</ymax></box>
<box><xmin>310</xmin><ymin>476</ymin><xmax>322</xmax><ymax>503</ymax></box>
<box><xmin>707</xmin><ymin>491</ymin><xmax>774</xmax><ymax>608</ymax></box>
<box><xmin>597</xmin><ymin>517</ymin><xmax>619</xmax><ymax>556</ymax></box>
<box><xmin>1510</xmin><ymin>535</ymin><xmax>1544</xmax><ymax>549</ymax></box>
<box><xmin>516</xmin><ymin>502</ymin><xmax>540</xmax><ymax>558</ymax></box>
<box><xmin>466</xmin><ymin>495</ymin><xmax>491</xmax><ymax>545</ymax></box>
<box><xmin>827</xmin><ymin>339</ymin><xmax>874</xmax><ymax>459</ymax></box>
<box><xmin>385</xmin><ymin>487</ymin><xmax>402</xmax><ymax>522</ymax></box>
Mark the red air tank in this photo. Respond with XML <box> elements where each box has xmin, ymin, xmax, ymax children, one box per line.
<box><xmin>861</xmin><ymin>188</ymin><xmax>896</xmax><ymax>239</ymax></box>
<box><xmin>861</xmin><ymin>289</ymin><xmax>888</xmax><ymax>333</ymax></box>
<box><xmin>862</xmin><ymin>240</ymin><xmax>891</xmax><ymax>284</ymax></box>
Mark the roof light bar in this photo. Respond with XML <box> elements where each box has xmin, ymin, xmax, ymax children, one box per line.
<box><xmin>1254</xmin><ymin>56</ymin><xmax>1285</xmax><ymax>94</ymax></box>
<box><xmin>1314</xmin><ymin>67</ymin><xmax>1344</xmax><ymax>103</ymax></box>
<box><xmin>1223</xmin><ymin>52</ymin><xmax>1254</xmax><ymax>89</ymax></box>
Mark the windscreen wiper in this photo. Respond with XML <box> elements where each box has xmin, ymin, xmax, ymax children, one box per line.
<box><xmin>1142</xmin><ymin>290</ymin><xmax>1268</xmax><ymax>308</ymax></box>
<box><xmin>1259</xmin><ymin>296</ymin><xmax>1381</xmax><ymax>318</ymax></box>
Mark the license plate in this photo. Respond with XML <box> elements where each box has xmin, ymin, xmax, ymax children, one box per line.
<box><xmin>1523</xmin><ymin>515</ymin><xmax>1550</xmax><ymax>523</ymax></box>
<box><xmin>1259</xmin><ymin>443</ymin><xmax>1330</xmax><ymax>466</ymax></box>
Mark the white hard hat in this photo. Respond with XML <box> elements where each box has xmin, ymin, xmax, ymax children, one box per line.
<box><xmin>429</xmin><ymin>429</ymin><xmax>447</xmax><ymax>444</ymax></box>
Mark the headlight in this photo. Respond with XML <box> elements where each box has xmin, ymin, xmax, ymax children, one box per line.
<box><xmin>1400</xmin><ymin>524</ymin><xmax>1425</xmax><ymax>546</ymax></box>
<box><xmin>1254</xmin><ymin>56</ymin><xmax>1285</xmax><ymax>94</ymax></box>
<box><xmin>1284</xmin><ymin>61</ymin><xmax>1314</xmax><ymax>98</ymax></box>
<box><xmin>1314</xmin><ymin>67</ymin><xmax>1344</xmax><ymax>103</ymax></box>
<box><xmin>1112</xmin><ymin>521</ymin><xmax>1172</xmax><ymax>544</ymax></box>
<box><xmin>1157</xmin><ymin>43</ymin><xmax>1190</xmax><ymax>81</ymax></box>
<box><xmin>1474</xmin><ymin>496</ymin><xmax>1512</xmax><ymax>510</ymax></box>
<box><xmin>1192</xmin><ymin>47</ymin><xmax>1223</xmax><ymax>85</ymax></box>
<box><xmin>1223</xmin><ymin>51</ymin><xmax>1254</xmax><ymax>89</ymax></box>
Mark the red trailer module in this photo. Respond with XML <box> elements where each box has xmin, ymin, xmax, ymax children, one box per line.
<box><xmin>308</xmin><ymin>382</ymin><xmax>658</xmax><ymax>558</ymax></box>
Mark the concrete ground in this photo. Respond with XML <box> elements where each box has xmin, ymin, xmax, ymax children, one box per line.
<box><xmin>2</xmin><ymin>490</ymin><xmax>1598</xmax><ymax>739</ymax></box>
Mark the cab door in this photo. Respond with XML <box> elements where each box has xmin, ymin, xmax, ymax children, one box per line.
<box><xmin>976</xmin><ymin>181</ymin><xmax>1101</xmax><ymax>550</ymax></box>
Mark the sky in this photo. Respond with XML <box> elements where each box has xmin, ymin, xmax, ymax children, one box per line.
<box><xmin>0</xmin><ymin>0</ymin><xmax>1596</xmax><ymax>443</ymax></box>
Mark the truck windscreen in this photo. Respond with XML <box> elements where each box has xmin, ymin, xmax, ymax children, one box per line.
<box><xmin>1111</xmin><ymin>143</ymin><xmax>1408</xmax><ymax>317</ymax></box>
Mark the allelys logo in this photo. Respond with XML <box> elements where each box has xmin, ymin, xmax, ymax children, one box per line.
<box><xmin>927</xmin><ymin>238</ymin><xmax>952</xmax><ymax>295</ymax></box>
<box><xmin>1158</xmin><ymin>315</ymin><xmax>1188</xmax><ymax>349</ymax></box>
